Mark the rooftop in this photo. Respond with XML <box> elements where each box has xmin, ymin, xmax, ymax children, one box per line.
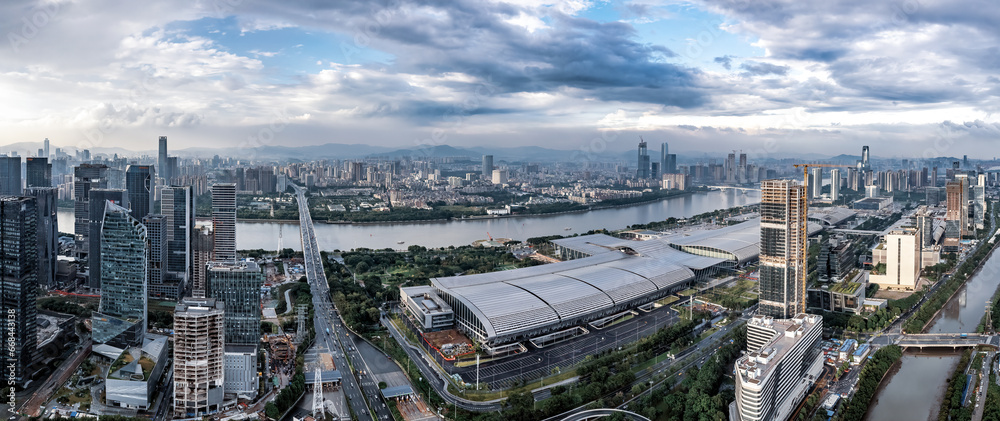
<box><xmin>737</xmin><ymin>314</ymin><xmax>822</xmax><ymax>385</ymax></box>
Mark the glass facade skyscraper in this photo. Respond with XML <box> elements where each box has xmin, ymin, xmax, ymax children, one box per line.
<box><xmin>88</xmin><ymin>189</ymin><xmax>127</xmax><ymax>290</ymax></box>
<box><xmin>25</xmin><ymin>157</ymin><xmax>51</xmax><ymax>188</ymax></box>
<box><xmin>211</xmin><ymin>184</ymin><xmax>236</xmax><ymax>263</ymax></box>
<box><xmin>0</xmin><ymin>196</ymin><xmax>38</xmax><ymax>387</ymax></box>
<box><xmin>163</xmin><ymin>185</ymin><xmax>193</xmax><ymax>296</ymax></box>
<box><xmin>125</xmin><ymin>165</ymin><xmax>154</xmax><ymax>220</ymax></box>
<box><xmin>206</xmin><ymin>261</ymin><xmax>262</xmax><ymax>346</ymax></box>
<box><xmin>93</xmin><ymin>201</ymin><xmax>147</xmax><ymax>348</ymax></box>
<box><xmin>24</xmin><ymin>187</ymin><xmax>58</xmax><ymax>289</ymax></box>
<box><xmin>0</xmin><ymin>156</ymin><xmax>21</xmax><ymax>195</ymax></box>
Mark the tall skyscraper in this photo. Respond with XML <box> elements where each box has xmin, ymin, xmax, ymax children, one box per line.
<box><xmin>738</xmin><ymin>153</ymin><xmax>748</xmax><ymax>183</ymax></box>
<box><xmin>143</xmin><ymin>214</ymin><xmax>168</xmax><ymax>299</ymax></box>
<box><xmin>43</xmin><ymin>138</ymin><xmax>49</xmax><ymax>158</ymax></box>
<box><xmin>74</xmin><ymin>163</ymin><xmax>109</xmax><ymax>246</ymax></box>
<box><xmin>192</xmin><ymin>227</ymin><xmax>215</xmax><ymax>298</ymax></box>
<box><xmin>636</xmin><ymin>140</ymin><xmax>650</xmax><ymax>179</ymax></box>
<box><xmin>206</xmin><ymin>261</ymin><xmax>262</xmax><ymax>346</ymax></box>
<box><xmin>861</xmin><ymin>145</ymin><xmax>870</xmax><ymax>170</ymax></box>
<box><xmin>759</xmin><ymin>179</ymin><xmax>807</xmax><ymax>319</ymax></box>
<box><xmin>167</xmin><ymin>157</ymin><xmax>179</xmax><ymax>184</ymax></box>
<box><xmin>0</xmin><ymin>196</ymin><xmax>38</xmax><ymax>387</ymax></box>
<box><xmin>88</xmin><ymin>189</ymin><xmax>128</xmax><ymax>290</ymax></box>
<box><xmin>725</xmin><ymin>153</ymin><xmax>736</xmax><ymax>183</ymax></box>
<box><xmin>25</xmin><ymin>157</ymin><xmax>51</xmax><ymax>188</ymax></box>
<box><xmin>811</xmin><ymin>168</ymin><xmax>823</xmax><ymax>198</ymax></box>
<box><xmin>173</xmin><ymin>297</ymin><xmax>226</xmax><ymax>417</ymax></box>
<box><xmin>660</xmin><ymin>143</ymin><xmax>669</xmax><ymax>176</ymax></box>
<box><xmin>212</xmin><ymin>184</ymin><xmax>236</xmax><ymax>263</ymax></box>
<box><xmin>126</xmin><ymin>165</ymin><xmax>154</xmax><ymax>220</ymax></box>
<box><xmin>829</xmin><ymin>169</ymin><xmax>841</xmax><ymax>202</ymax></box>
<box><xmin>0</xmin><ymin>156</ymin><xmax>21</xmax><ymax>195</ymax></box>
<box><xmin>158</xmin><ymin>136</ymin><xmax>169</xmax><ymax>183</ymax></box>
<box><xmin>481</xmin><ymin>155</ymin><xmax>494</xmax><ymax>179</ymax></box>
<box><xmin>92</xmin><ymin>201</ymin><xmax>147</xmax><ymax>348</ymax></box>
<box><xmin>163</xmin><ymin>186</ymin><xmax>194</xmax><ymax>299</ymax></box>
<box><xmin>25</xmin><ymin>187</ymin><xmax>58</xmax><ymax>289</ymax></box>
<box><xmin>946</xmin><ymin>177</ymin><xmax>969</xmax><ymax>238</ymax></box>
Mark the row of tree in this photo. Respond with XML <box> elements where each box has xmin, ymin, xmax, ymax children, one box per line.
<box><xmin>938</xmin><ymin>349</ymin><xmax>973</xmax><ymax>421</ymax></box>
<box><xmin>835</xmin><ymin>345</ymin><xmax>903</xmax><ymax>421</ymax></box>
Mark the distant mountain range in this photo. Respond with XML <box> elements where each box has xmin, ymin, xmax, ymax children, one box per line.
<box><xmin>0</xmin><ymin>140</ymin><xmax>971</xmax><ymax>163</ymax></box>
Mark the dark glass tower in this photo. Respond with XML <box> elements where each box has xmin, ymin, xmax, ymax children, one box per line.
<box><xmin>88</xmin><ymin>189</ymin><xmax>127</xmax><ymax>290</ymax></box>
<box><xmin>125</xmin><ymin>164</ymin><xmax>154</xmax><ymax>220</ymax></box>
<box><xmin>0</xmin><ymin>156</ymin><xmax>21</xmax><ymax>195</ymax></box>
<box><xmin>0</xmin><ymin>196</ymin><xmax>38</xmax><ymax>387</ymax></box>
<box><xmin>25</xmin><ymin>157</ymin><xmax>51</xmax><ymax>188</ymax></box>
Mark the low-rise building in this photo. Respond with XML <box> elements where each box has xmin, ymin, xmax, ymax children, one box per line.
<box><xmin>401</xmin><ymin>286</ymin><xmax>455</xmax><ymax>332</ymax></box>
<box><xmin>105</xmin><ymin>334</ymin><xmax>169</xmax><ymax>410</ymax></box>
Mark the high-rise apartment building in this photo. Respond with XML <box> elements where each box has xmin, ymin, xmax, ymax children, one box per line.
<box><xmin>726</xmin><ymin>153</ymin><xmax>736</xmax><ymax>183</ymax></box>
<box><xmin>491</xmin><ymin>169</ymin><xmax>508</xmax><ymax>185</ymax></box>
<box><xmin>0</xmin><ymin>196</ymin><xmax>38</xmax><ymax>387</ymax></box>
<box><xmin>74</xmin><ymin>163</ymin><xmax>109</xmax><ymax>247</ymax></box>
<box><xmin>25</xmin><ymin>187</ymin><xmax>58</xmax><ymax>289</ymax></box>
<box><xmin>173</xmin><ymin>297</ymin><xmax>226</xmax><ymax>417</ymax></box>
<box><xmin>758</xmin><ymin>180</ymin><xmax>807</xmax><ymax>319</ymax></box>
<box><xmin>212</xmin><ymin>184</ymin><xmax>236</xmax><ymax>263</ymax></box>
<box><xmin>25</xmin><ymin>157</ymin><xmax>51</xmax><ymax>188</ymax></box>
<box><xmin>92</xmin><ymin>201</ymin><xmax>147</xmax><ymax>348</ymax></box>
<box><xmin>0</xmin><ymin>156</ymin><xmax>21</xmax><ymax>195</ymax></box>
<box><xmin>163</xmin><ymin>186</ymin><xmax>194</xmax><ymax>296</ymax></box>
<box><xmin>734</xmin><ymin>314</ymin><xmax>823</xmax><ymax>421</ymax></box>
<box><xmin>481</xmin><ymin>155</ymin><xmax>494</xmax><ymax>179</ymax></box>
<box><xmin>206</xmin><ymin>261</ymin><xmax>262</xmax><ymax>346</ymax></box>
<box><xmin>126</xmin><ymin>165</ymin><xmax>154</xmax><ymax>220</ymax></box>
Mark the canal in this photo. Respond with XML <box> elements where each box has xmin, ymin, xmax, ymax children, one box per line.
<box><xmin>865</xmin><ymin>245</ymin><xmax>1000</xmax><ymax>420</ymax></box>
<box><xmin>57</xmin><ymin>189</ymin><xmax>759</xmax><ymax>251</ymax></box>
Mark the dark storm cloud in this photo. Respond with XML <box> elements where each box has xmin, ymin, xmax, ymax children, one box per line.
<box><xmin>714</xmin><ymin>55</ymin><xmax>734</xmax><ymax>70</ymax></box>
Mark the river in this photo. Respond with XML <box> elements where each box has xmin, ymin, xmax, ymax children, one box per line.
<box><xmin>865</xmin><ymin>246</ymin><xmax>1000</xmax><ymax>421</ymax></box>
<box><xmin>56</xmin><ymin>189</ymin><xmax>760</xmax><ymax>251</ymax></box>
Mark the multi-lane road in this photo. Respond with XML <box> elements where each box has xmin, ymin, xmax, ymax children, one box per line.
<box><xmin>293</xmin><ymin>184</ymin><xmax>393</xmax><ymax>421</ymax></box>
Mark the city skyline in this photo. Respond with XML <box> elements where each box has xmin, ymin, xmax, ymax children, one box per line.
<box><xmin>1</xmin><ymin>1</ymin><xmax>999</xmax><ymax>154</ymax></box>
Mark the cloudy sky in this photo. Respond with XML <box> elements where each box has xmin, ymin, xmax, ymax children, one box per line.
<box><xmin>1</xmin><ymin>0</ymin><xmax>998</xmax><ymax>157</ymax></box>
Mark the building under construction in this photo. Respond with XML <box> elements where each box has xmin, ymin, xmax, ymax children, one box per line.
<box><xmin>758</xmin><ymin>179</ymin><xmax>808</xmax><ymax>319</ymax></box>
<box><xmin>173</xmin><ymin>298</ymin><xmax>226</xmax><ymax>418</ymax></box>
<box><xmin>269</xmin><ymin>335</ymin><xmax>295</xmax><ymax>362</ymax></box>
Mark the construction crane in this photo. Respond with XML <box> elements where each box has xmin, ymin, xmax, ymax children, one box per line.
<box><xmin>792</xmin><ymin>163</ymin><xmax>851</xmax><ymax>314</ymax></box>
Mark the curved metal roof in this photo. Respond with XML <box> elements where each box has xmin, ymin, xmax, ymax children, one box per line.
<box><xmin>507</xmin><ymin>274</ymin><xmax>614</xmax><ymax>319</ymax></box>
<box><xmin>445</xmin><ymin>282</ymin><xmax>560</xmax><ymax>339</ymax></box>
<box><xmin>558</xmin><ymin>265</ymin><xmax>657</xmax><ymax>304</ymax></box>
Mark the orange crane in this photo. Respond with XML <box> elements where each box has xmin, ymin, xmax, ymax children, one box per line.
<box><xmin>792</xmin><ymin>163</ymin><xmax>851</xmax><ymax>313</ymax></box>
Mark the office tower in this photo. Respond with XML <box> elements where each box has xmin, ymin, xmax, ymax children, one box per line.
<box><xmin>125</xmin><ymin>165</ymin><xmax>154</xmax><ymax>220</ymax></box>
<box><xmin>43</xmin><ymin>138</ymin><xmax>49</xmax><ymax>158</ymax></box>
<box><xmin>869</xmin><ymin>230</ymin><xmax>921</xmax><ymax>290</ymax></box>
<box><xmin>143</xmin><ymin>215</ymin><xmax>168</xmax><ymax>299</ymax></box>
<box><xmin>726</xmin><ymin>153</ymin><xmax>736</xmax><ymax>183</ymax></box>
<box><xmin>758</xmin><ymin>179</ymin><xmax>807</xmax><ymax>319</ymax></box>
<box><xmin>916</xmin><ymin>206</ymin><xmax>933</xmax><ymax>248</ymax></box>
<box><xmin>92</xmin><ymin>201</ymin><xmax>147</xmax><ymax>348</ymax></box>
<box><xmin>829</xmin><ymin>169</ymin><xmax>841</xmax><ymax>202</ymax></box>
<box><xmin>0</xmin><ymin>156</ymin><xmax>21</xmax><ymax>195</ymax></box>
<box><xmin>25</xmin><ymin>188</ymin><xmax>58</xmax><ymax>289</ymax></box>
<box><xmin>0</xmin><ymin>196</ymin><xmax>38</xmax><ymax>387</ymax></box>
<box><xmin>206</xmin><ymin>261</ymin><xmax>262</xmax><ymax>346</ymax></box>
<box><xmin>74</xmin><ymin>163</ymin><xmax>109</xmax><ymax>245</ymax></box>
<box><xmin>481</xmin><ymin>155</ymin><xmax>494</xmax><ymax>179</ymax></box>
<box><xmin>212</xmin><ymin>184</ymin><xmax>236</xmax><ymax>263</ymax></box>
<box><xmin>734</xmin><ymin>314</ymin><xmax>823</xmax><ymax>421</ymax></box>
<box><xmin>660</xmin><ymin>143</ymin><xmax>669</xmax><ymax>177</ymax></box>
<box><xmin>192</xmin><ymin>227</ymin><xmax>214</xmax><ymax>298</ymax></box>
<box><xmin>666</xmin><ymin>154</ymin><xmax>677</xmax><ymax>175</ymax></box>
<box><xmin>650</xmin><ymin>162</ymin><xmax>659</xmax><ymax>180</ymax></box>
<box><xmin>811</xmin><ymin>168</ymin><xmax>823</xmax><ymax>198</ymax></box>
<box><xmin>636</xmin><ymin>140</ymin><xmax>650</xmax><ymax>179</ymax></box>
<box><xmin>931</xmin><ymin>167</ymin><xmax>938</xmax><ymax>188</ymax></box>
<box><xmin>946</xmin><ymin>177</ymin><xmax>969</xmax><ymax>237</ymax></box>
<box><xmin>25</xmin><ymin>157</ymin><xmax>51</xmax><ymax>188</ymax></box>
<box><xmin>173</xmin><ymin>298</ymin><xmax>226</xmax><ymax>417</ymax></box>
<box><xmin>491</xmin><ymin>169</ymin><xmax>508</xmax><ymax>185</ymax></box>
<box><xmin>162</xmin><ymin>186</ymin><xmax>194</xmax><ymax>299</ymax></box>
<box><xmin>738</xmin><ymin>153</ymin><xmax>748</xmax><ymax>183</ymax></box>
<box><xmin>88</xmin><ymin>189</ymin><xmax>127</xmax><ymax>290</ymax></box>
<box><xmin>167</xmin><ymin>157</ymin><xmax>179</xmax><ymax>183</ymax></box>
<box><xmin>861</xmin><ymin>146</ymin><xmax>870</xmax><ymax>170</ymax></box>
<box><xmin>158</xmin><ymin>136</ymin><xmax>168</xmax><ymax>183</ymax></box>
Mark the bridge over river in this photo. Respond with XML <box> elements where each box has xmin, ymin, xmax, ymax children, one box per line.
<box><xmin>875</xmin><ymin>333</ymin><xmax>1000</xmax><ymax>350</ymax></box>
